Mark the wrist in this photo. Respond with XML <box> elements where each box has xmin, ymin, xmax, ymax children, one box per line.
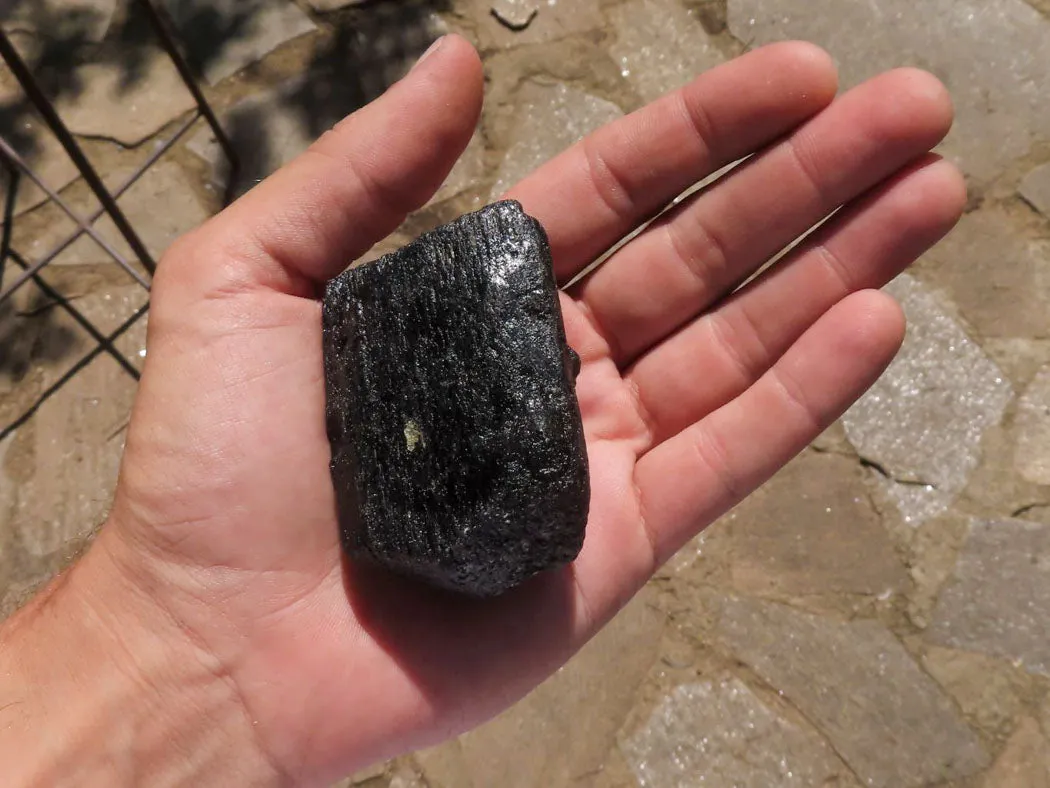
<box><xmin>0</xmin><ymin>528</ymin><xmax>282</xmax><ymax>787</ymax></box>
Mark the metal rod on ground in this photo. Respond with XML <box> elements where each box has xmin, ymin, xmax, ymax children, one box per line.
<box><xmin>0</xmin><ymin>158</ymin><xmax>18</xmax><ymax>286</ymax></box>
<box><xmin>7</xmin><ymin>247</ymin><xmax>142</xmax><ymax>380</ymax></box>
<box><xmin>136</xmin><ymin>0</ymin><xmax>241</xmax><ymax>204</ymax></box>
<box><xmin>0</xmin><ymin>111</ymin><xmax>200</xmax><ymax>304</ymax></box>
<box><xmin>0</xmin><ymin>138</ymin><xmax>150</xmax><ymax>291</ymax></box>
<box><xmin>0</xmin><ymin>28</ymin><xmax>157</xmax><ymax>275</ymax></box>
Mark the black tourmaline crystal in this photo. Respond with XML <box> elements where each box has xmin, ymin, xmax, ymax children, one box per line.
<box><xmin>323</xmin><ymin>201</ymin><xmax>590</xmax><ymax>596</ymax></box>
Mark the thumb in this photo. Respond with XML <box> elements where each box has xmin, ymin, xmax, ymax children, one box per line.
<box><xmin>161</xmin><ymin>35</ymin><xmax>483</xmax><ymax>298</ymax></box>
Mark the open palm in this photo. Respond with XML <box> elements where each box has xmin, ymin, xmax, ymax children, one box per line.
<box><xmin>91</xmin><ymin>37</ymin><xmax>962</xmax><ymax>786</ymax></box>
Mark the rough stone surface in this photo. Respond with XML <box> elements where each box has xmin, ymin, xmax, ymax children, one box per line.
<box><xmin>323</xmin><ymin>201</ymin><xmax>588</xmax><ymax>596</ymax></box>
<box><xmin>727</xmin><ymin>0</ymin><xmax>1050</xmax><ymax>185</ymax></box>
<box><xmin>923</xmin><ymin>647</ymin><xmax>1031</xmax><ymax>740</ymax></box>
<box><xmin>919</xmin><ymin>207</ymin><xmax>1050</xmax><ymax>339</ymax></box>
<box><xmin>621</xmin><ymin>676</ymin><xmax>855</xmax><ymax>788</ymax></box>
<box><xmin>712</xmin><ymin>594</ymin><xmax>989</xmax><ymax>786</ymax></box>
<box><xmin>186</xmin><ymin>80</ymin><xmax>313</xmax><ymax>191</ymax></box>
<box><xmin>727</xmin><ymin>450</ymin><xmax>906</xmax><ymax>597</ymax></box>
<box><xmin>982</xmin><ymin>718</ymin><xmax>1050</xmax><ymax>787</ymax></box>
<box><xmin>665</xmin><ymin>527</ymin><xmax>725</xmax><ymax>576</ymax></box>
<box><xmin>1014</xmin><ymin>366</ymin><xmax>1050</xmax><ymax>484</ymax></box>
<box><xmin>842</xmin><ymin>274</ymin><xmax>1013</xmax><ymax>525</ymax></box>
<box><xmin>188</xmin><ymin>6</ymin><xmax>444</xmax><ymax>192</ymax></box>
<box><xmin>2</xmin><ymin>0</ymin><xmax>116</xmax><ymax>41</ymax></box>
<box><xmin>157</xmin><ymin>0</ymin><xmax>317</xmax><ymax>85</ymax></box>
<box><xmin>459</xmin><ymin>0</ymin><xmax>603</xmax><ymax>48</ymax></box>
<box><xmin>0</xmin><ymin>434</ymin><xmax>17</xmax><ymax>540</ymax></box>
<box><xmin>1020</xmin><ymin>162</ymin><xmax>1050</xmax><ymax>219</ymax></box>
<box><xmin>490</xmin><ymin>82</ymin><xmax>623</xmax><ymax>200</ymax></box>
<box><xmin>929</xmin><ymin>518</ymin><xmax>1050</xmax><ymax>676</ymax></box>
<box><xmin>491</xmin><ymin>0</ymin><xmax>539</xmax><ymax>31</ymax></box>
<box><xmin>5</xmin><ymin>349</ymin><xmax>134</xmax><ymax>557</ymax></box>
<box><xmin>308</xmin><ymin>2</ymin><xmax>447</xmax><ymax>103</ymax></box>
<box><xmin>37</xmin><ymin>162</ymin><xmax>211</xmax><ymax>267</ymax></box>
<box><xmin>0</xmin><ymin>107</ymin><xmax>82</xmax><ymax>217</ymax></box>
<box><xmin>417</xmin><ymin>593</ymin><xmax>663</xmax><ymax>786</ymax></box>
<box><xmin>982</xmin><ymin>337</ymin><xmax>1050</xmax><ymax>392</ymax></box>
<box><xmin>58</xmin><ymin>50</ymin><xmax>196</xmax><ymax>146</ymax></box>
<box><xmin>608</xmin><ymin>0</ymin><xmax>723</xmax><ymax>103</ymax></box>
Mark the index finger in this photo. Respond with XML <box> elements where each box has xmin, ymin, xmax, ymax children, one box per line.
<box><xmin>505</xmin><ymin>41</ymin><xmax>839</xmax><ymax>283</ymax></box>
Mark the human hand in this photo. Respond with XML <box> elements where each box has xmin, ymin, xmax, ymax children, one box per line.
<box><xmin>0</xmin><ymin>36</ymin><xmax>963</xmax><ymax>786</ymax></box>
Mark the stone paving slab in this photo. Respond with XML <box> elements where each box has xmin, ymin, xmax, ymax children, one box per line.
<box><xmin>12</xmin><ymin>160</ymin><xmax>211</xmax><ymax>271</ymax></box>
<box><xmin>156</xmin><ymin>0</ymin><xmax>317</xmax><ymax>86</ymax></box>
<box><xmin>919</xmin><ymin>207</ymin><xmax>1050</xmax><ymax>340</ymax></box>
<box><xmin>0</xmin><ymin>39</ymin><xmax>194</xmax><ymax>216</ymax></box>
<box><xmin>1021</xmin><ymin>162</ymin><xmax>1050</xmax><ymax>219</ymax></box>
<box><xmin>1014</xmin><ymin>365</ymin><xmax>1050</xmax><ymax>485</ymax></box>
<box><xmin>490</xmin><ymin>81</ymin><xmax>623</xmax><ymax>200</ymax></box>
<box><xmin>727</xmin><ymin>449</ymin><xmax>906</xmax><ymax>597</ymax></box>
<box><xmin>608</xmin><ymin>0</ymin><xmax>723</xmax><ymax>104</ymax></box>
<box><xmin>842</xmin><ymin>274</ymin><xmax>1013</xmax><ymax>525</ymax></box>
<box><xmin>0</xmin><ymin>435</ymin><xmax>17</xmax><ymax>535</ymax></box>
<box><xmin>727</xmin><ymin>0</ymin><xmax>1050</xmax><ymax>186</ymax></box>
<box><xmin>111</xmin><ymin>307</ymin><xmax>149</xmax><ymax>374</ymax></box>
<box><xmin>0</xmin><ymin>105</ymin><xmax>82</xmax><ymax>217</ymax></box>
<box><xmin>981</xmin><ymin>717</ymin><xmax>1050</xmax><ymax>787</ymax></box>
<box><xmin>922</xmin><ymin>646</ymin><xmax>1032</xmax><ymax>741</ymax></box>
<box><xmin>929</xmin><ymin>517</ymin><xmax>1050</xmax><ymax>676</ymax></box>
<box><xmin>416</xmin><ymin>593</ymin><xmax>664</xmax><ymax>787</ymax></box>
<box><xmin>313</xmin><ymin>0</ymin><xmax>447</xmax><ymax>103</ymax></box>
<box><xmin>63</xmin><ymin>161</ymin><xmax>210</xmax><ymax>267</ymax></box>
<box><xmin>0</xmin><ymin>275</ymin><xmax>141</xmax><ymax>612</ymax></box>
<box><xmin>188</xmin><ymin>5</ymin><xmax>445</xmax><ymax>193</ymax></box>
<box><xmin>2</xmin><ymin>0</ymin><xmax>117</xmax><ymax>42</ymax></box>
<box><xmin>3</xmin><ymin>349</ymin><xmax>134</xmax><ymax>557</ymax></box>
<box><xmin>456</xmin><ymin>0</ymin><xmax>604</xmax><ymax>50</ymax></box>
<box><xmin>712</xmin><ymin>593</ymin><xmax>989</xmax><ymax>787</ymax></box>
<box><xmin>186</xmin><ymin>80</ymin><xmax>312</xmax><ymax>192</ymax></box>
<box><xmin>57</xmin><ymin>48</ymin><xmax>196</xmax><ymax>147</ymax></box>
<box><xmin>621</xmin><ymin>676</ymin><xmax>856</xmax><ymax>788</ymax></box>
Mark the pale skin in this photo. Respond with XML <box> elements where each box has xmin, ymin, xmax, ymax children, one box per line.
<box><xmin>0</xmin><ymin>37</ymin><xmax>964</xmax><ymax>786</ymax></box>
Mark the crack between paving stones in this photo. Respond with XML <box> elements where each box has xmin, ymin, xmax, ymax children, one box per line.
<box><xmin>859</xmin><ymin>456</ymin><xmax>938</xmax><ymax>489</ymax></box>
<box><xmin>106</xmin><ymin>419</ymin><xmax>130</xmax><ymax>443</ymax></box>
<box><xmin>807</xmin><ymin>444</ymin><xmax>857</xmax><ymax>459</ymax></box>
<box><xmin>73</xmin><ymin>109</ymin><xmax>198</xmax><ymax>151</ymax></box>
<box><xmin>1011</xmin><ymin>501</ymin><xmax>1050</xmax><ymax>518</ymax></box>
<box><xmin>73</xmin><ymin>128</ymin><xmax>177</xmax><ymax>151</ymax></box>
<box><xmin>730</xmin><ymin>666</ymin><xmax>868</xmax><ymax>788</ymax></box>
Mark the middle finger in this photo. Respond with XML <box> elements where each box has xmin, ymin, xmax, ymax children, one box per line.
<box><xmin>572</xmin><ymin>68</ymin><xmax>953</xmax><ymax>365</ymax></box>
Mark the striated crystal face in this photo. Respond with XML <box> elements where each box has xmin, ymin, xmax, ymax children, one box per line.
<box><xmin>323</xmin><ymin>201</ymin><xmax>589</xmax><ymax>596</ymax></box>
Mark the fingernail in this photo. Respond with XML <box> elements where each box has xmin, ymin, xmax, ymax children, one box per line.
<box><xmin>411</xmin><ymin>36</ymin><xmax>445</xmax><ymax>73</ymax></box>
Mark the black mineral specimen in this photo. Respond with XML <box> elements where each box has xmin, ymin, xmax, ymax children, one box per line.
<box><xmin>323</xmin><ymin>200</ymin><xmax>590</xmax><ymax>596</ymax></box>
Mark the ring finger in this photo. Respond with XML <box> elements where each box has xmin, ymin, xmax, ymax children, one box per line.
<box><xmin>572</xmin><ymin>68</ymin><xmax>954</xmax><ymax>366</ymax></box>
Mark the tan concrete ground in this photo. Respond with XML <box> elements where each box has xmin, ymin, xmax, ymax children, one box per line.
<box><xmin>1</xmin><ymin>1</ymin><xmax>1049</xmax><ymax>785</ymax></box>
